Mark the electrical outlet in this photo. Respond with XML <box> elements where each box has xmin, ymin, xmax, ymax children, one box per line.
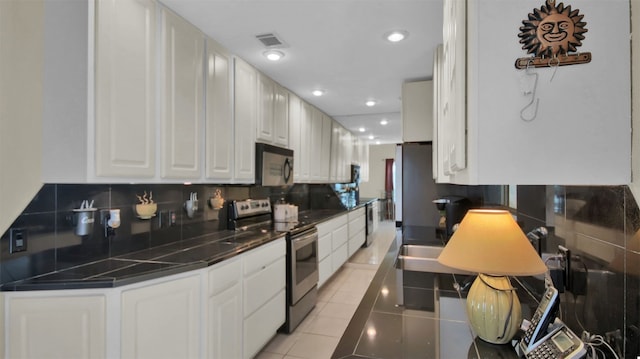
<box><xmin>9</xmin><ymin>228</ymin><xmax>27</xmax><ymax>253</ymax></box>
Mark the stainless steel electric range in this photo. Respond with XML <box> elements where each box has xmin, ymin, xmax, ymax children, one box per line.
<box><xmin>227</xmin><ymin>199</ymin><xmax>319</xmax><ymax>333</ymax></box>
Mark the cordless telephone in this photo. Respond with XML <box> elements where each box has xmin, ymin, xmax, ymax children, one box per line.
<box><xmin>518</xmin><ymin>286</ymin><xmax>585</xmax><ymax>359</ymax></box>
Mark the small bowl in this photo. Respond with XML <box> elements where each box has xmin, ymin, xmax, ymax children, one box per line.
<box><xmin>136</xmin><ymin>203</ymin><xmax>157</xmax><ymax>219</ymax></box>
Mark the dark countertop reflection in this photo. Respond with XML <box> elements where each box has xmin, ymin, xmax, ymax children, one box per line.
<box><xmin>1</xmin><ymin>208</ymin><xmax>351</xmax><ymax>291</ymax></box>
<box><xmin>333</xmin><ymin>226</ymin><xmax>539</xmax><ymax>359</ymax></box>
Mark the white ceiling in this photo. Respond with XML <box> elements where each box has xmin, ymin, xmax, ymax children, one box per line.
<box><xmin>160</xmin><ymin>0</ymin><xmax>444</xmax><ymax>144</ymax></box>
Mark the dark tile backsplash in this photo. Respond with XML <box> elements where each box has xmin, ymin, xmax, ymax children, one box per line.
<box><xmin>0</xmin><ymin>182</ymin><xmax>343</xmax><ymax>286</ymax></box>
<box><xmin>5</xmin><ymin>180</ymin><xmax>640</xmax><ymax>357</ymax></box>
<box><xmin>516</xmin><ymin>185</ymin><xmax>640</xmax><ymax>359</ymax></box>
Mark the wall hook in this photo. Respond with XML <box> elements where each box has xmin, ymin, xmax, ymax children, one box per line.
<box><xmin>520</xmin><ymin>60</ymin><xmax>539</xmax><ymax>122</ymax></box>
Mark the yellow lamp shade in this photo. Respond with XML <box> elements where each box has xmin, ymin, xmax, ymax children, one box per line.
<box><xmin>437</xmin><ymin>209</ymin><xmax>547</xmax><ymax>276</ymax></box>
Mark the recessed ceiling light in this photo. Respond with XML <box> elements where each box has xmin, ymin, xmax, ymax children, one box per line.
<box><xmin>312</xmin><ymin>90</ymin><xmax>324</xmax><ymax>97</ymax></box>
<box><xmin>385</xmin><ymin>30</ymin><xmax>409</xmax><ymax>43</ymax></box>
<box><xmin>359</xmin><ymin>127</ymin><xmax>366</xmax><ymax>132</ymax></box>
<box><xmin>263</xmin><ymin>50</ymin><xmax>284</xmax><ymax>61</ymax></box>
<box><xmin>365</xmin><ymin>100</ymin><xmax>376</xmax><ymax>107</ymax></box>
<box><xmin>368</xmin><ymin>135</ymin><xmax>375</xmax><ymax>140</ymax></box>
<box><xmin>380</xmin><ymin>119</ymin><xmax>388</xmax><ymax>125</ymax></box>
<box><xmin>376</xmin><ymin>141</ymin><xmax>381</xmax><ymax>145</ymax></box>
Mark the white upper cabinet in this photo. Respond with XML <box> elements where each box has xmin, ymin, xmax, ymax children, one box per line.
<box><xmin>205</xmin><ymin>38</ymin><xmax>234</xmax><ymax>182</ymax></box>
<box><xmin>288</xmin><ymin>93</ymin><xmax>302</xmax><ymax>180</ymax></box>
<box><xmin>95</xmin><ymin>0</ymin><xmax>157</xmax><ymax>179</ymax></box>
<box><xmin>402</xmin><ymin>80</ymin><xmax>434</xmax><ymax>142</ymax></box>
<box><xmin>257</xmin><ymin>74</ymin><xmax>275</xmax><ymax>144</ymax></box>
<box><xmin>309</xmin><ymin>107</ymin><xmax>324</xmax><ymax>182</ymax></box>
<box><xmin>329</xmin><ymin>122</ymin><xmax>353</xmax><ymax>183</ymax></box>
<box><xmin>233</xmin><ymin>58</ymin><xmax>257</xmax><ymax>183</ymax></box>
<box><xmin>298</xmin><ymin>101</ymin><xmax>312</xmax><ymax>182</ymax></box>
<box><xmin>257</xmin><ymin>74</ymin><xmax>289</xmax><ymax>148</ymax></box>
<box><xmin>273</xmin><ymin>83</ymin><xmax>289</xmax><ymax>148</ymax></box>
<box><xmin>160</xmin><ymin>8</ymin><xmax>204</xmax><ymax>179</ymax></box>
<box><xmin>320</xmin><ymin>113</ymin><xmax>332</xmax><ymax>182</ymax></box>
<box><xmin>436</xmin><ymin>0</ymin><xmax>631</xmax><ymax>185</ymax></box>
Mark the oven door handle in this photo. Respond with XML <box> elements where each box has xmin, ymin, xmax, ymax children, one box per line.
<box><xmin>292</xmin><ymin>231</ymin><xmax>318</xmax><ymax>250</ymax></box>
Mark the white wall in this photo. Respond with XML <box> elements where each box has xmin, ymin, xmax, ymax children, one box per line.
<box><xmin>359</xmin><ymin>144</ymin><xmax>396</xmax><ymax>199</ymax></box>
<box><xmin>631</xmin><ymin>0</ymin><xmax>640</xmax><ymax>200</ymax></box>
<box><xmin>0</xmin><ymin>1</ymin><xmax>45</xmax><ymax>236</ymax></box>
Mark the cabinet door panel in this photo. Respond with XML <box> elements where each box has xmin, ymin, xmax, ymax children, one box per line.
<box><xmin>208</xmin><ymin>283</ymin><xmax>242</xmax><ymax>359</ymax></box>
<box><xmin>243</xmin><ymin>290</ymin><xmax>285</xmax><ymax>359</ymax></box>
<box><xmin>205</xmin><ymin>39</ymin><xmax>233</xmax><ymax>180</ymax></box>
<box><xmin>7</xmin><ymin>294</ymin><xmax>106</xmax><ymax>359</ymax></box>
<box><xmin>257</xmin><ymin>75</ymin><xmax>274</xmax><ymax>143</ymax></box>
<box><xmin>273</xmin><ymin>84</ymin><xmax>289</xmax><ymax>147</ymax></box>
<box><xmin>234</xmin><ymin>59</ymin><xmax>257</xmax><ymax>182</ymax></box>
<box><xmin>161</xmin><ymin>8</ymin><xmax>204</xmax><ymax>179</ymax></box>
<box><xmin>95</xmin><ymin>0</ymin><xmax>156</xmax><ymax>177</ymax></box>
<box><xmin>288</xmin><ymin>94</ymin><xmax>302</xmax><ymax>179</ymax></box>
<box><xmin>121</xmin><ymin>275</ymin><xmax>200</xmax><ymax>359</ymax></box>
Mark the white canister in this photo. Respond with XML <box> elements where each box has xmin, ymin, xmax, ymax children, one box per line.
<box><xmin>274</xmin><ymin>204</ymin><xmax>289</xmax><ymax>222</ymax></box>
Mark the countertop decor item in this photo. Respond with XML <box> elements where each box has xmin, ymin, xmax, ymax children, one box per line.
<box><xmin>209</xmin><ymin>189</ymin><xmax>224</xmax><ymax>210</ymax></box>
<box><xmin>185</xmin><ymin>192</ymin><xmax>198</xmax><ymax>219</ymax></box>
<box><xmin>437</xmin><ymin>209</ymin><xmax>547</xmax><ymax>344</ymax></box>
<box><xmin>135</xmin><ymin>191</ymin><xmax>157</xmax><ymax>219</ymax></box>
<box><xmin>73</xmin><ymin>200</ymin><xmax>97</xmax><ymax>236</ymax></box>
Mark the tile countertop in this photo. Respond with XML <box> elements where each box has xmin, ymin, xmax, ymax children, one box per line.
<box><xmin>333</xmin><ymin>226</ymin><xmax>543</xmax><ymax>359</ymax></box>
<box><xmin>1</xmin><ymin>208</ymin><xmax>348</xmax><ymax>291</ymax></box>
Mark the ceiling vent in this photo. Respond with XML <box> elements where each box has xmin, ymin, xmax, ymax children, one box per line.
<box><xmin>256</xmin><ymin>33</ymin><xmax>288</xmax><ymax>48</ymax></box>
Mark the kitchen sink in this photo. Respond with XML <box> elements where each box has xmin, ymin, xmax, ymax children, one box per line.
<box><xmin>396</xmin><ymin>245</ymin><xmax>473</xmax><ymax>275</ymax></box>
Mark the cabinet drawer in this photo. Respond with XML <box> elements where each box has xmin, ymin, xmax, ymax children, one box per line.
<box><xmin>243</xmin><ymin>237</ymin><xmax>285</xmax><ymax>276</ymax></box>
<box><xmin>208</xmin><ymin>256</ymin><xmax>242</xmax><ymax>296</ymax></box>
<box><xmin>348</xmin><ymin>215</ymin><xmax>366</xmax><ymax>235</ymax></box>
<box><xmin>316</xmin><ymin>214</ymin><xmax>348</xmax><ymax>236</ymax></box>
<box><xmin>318</xmin><ymin>256</ymin><xmax>332</xmax><ymax>288</ymax></box>
<box><xmin>348</xmin><ymin>207</ymin><xmax>365</xmax><ymax>221</ymax></box>
<box><xmin>243</xmin><ymin>290</ymin><xmax>285</xmax><ymax>359</ymax></box>
<box><xmin>332</xmin><ymin>224</ymin><xmax>348</xmax><ymax>250</ymax></box>
<box><xmin>348</xmin><ymin>229</ymin><xmax>365</xmax><ymax>257</ymax></box>
<box><xmin>243</xmin><ymin>256</ymin><xmax>285</xmax><ymax>317</ymax></box>
<box><xmin>318</xmin><ymin>232</ymin><xmax>332</xmax><ymax>260</ymax></box>
<box><xmin>332</xmin><ymin>243</ymin><xmax>348</xmax><ymax>272</ymax></box>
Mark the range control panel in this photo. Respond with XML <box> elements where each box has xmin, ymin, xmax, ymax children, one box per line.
<box><xmin>231</xmin><ymin>199</ymin><xmax>271</xmax><ymax>219</ymax></box>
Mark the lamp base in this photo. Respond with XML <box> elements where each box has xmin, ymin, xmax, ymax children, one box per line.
<box><xmin>466</xmin><ymin>274</ymin><xmax>522</xmax><ymax>344</ymax></box>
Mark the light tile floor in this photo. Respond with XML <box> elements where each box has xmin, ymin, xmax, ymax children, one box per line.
<box><xmin>256</xmin><ymin>221</ymin><xmax>399</xmax><ymax>359</ymax></box>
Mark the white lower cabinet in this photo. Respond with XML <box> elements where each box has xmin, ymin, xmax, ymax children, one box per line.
<box><xmin>206</xmin><ymin>257</ymin><xmax>242</xmax><ymax>359</ymax></box>
<box><xmin>1</xmin><ymin>237</ymin><xmax>288</xmax><ymax>359</ymax></box>
<box><xmin>5</xmin><ymin>292</ymin><xmax>107</xmax><ymax>359</ymax></box>
<box><xmin>317</xmin><ymin>231</ymin><xmax>333</xmax><ymax>287</ymax></box>
<box><xmin>121</xmin><ymin>273</ymin><xmax>201</xmax><ymax>359</ymax></box>
<box><xmin>316</xmin><ymin>213</ymin><xmax>349</xmax><ymax>287</ymax></box>
<box><xmin>242</xmin><ymin>238</ymin><xmax>286</xmax><ymax>359</ymax></box>
<box><xmin>348</xmin><ymin>207</ymin><xmax>366</xmax><ymax>257</ymax></box>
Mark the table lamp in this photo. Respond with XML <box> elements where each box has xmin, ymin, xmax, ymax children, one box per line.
<box><xmin>437</xmin><ymin>209</ymin><xmax>547</xmax><ymax>344</ymax></box>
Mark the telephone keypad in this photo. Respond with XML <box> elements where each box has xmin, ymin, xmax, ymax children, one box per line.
<box><xmin>527</xmin><ymin>340</ymin><xmax>560</xmax><ymax>359</ymax></box>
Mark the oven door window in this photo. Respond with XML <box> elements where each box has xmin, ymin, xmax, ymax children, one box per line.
<box><xmin>295</xmin><ymin>241</ymin><xmax>317</xmax><ymax>286</ymax></box>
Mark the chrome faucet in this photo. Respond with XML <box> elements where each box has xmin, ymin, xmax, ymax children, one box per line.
<box><xmin>526</xmin><ymin>227</ymin><xmax>548</xmax><ymax>255</ymax></box>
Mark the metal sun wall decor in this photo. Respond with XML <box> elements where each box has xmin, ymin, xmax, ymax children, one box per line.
<box><xmin>515</xmin><ymin>0</ymin><xmax>591</xmax><ymax>69</ymax></box>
